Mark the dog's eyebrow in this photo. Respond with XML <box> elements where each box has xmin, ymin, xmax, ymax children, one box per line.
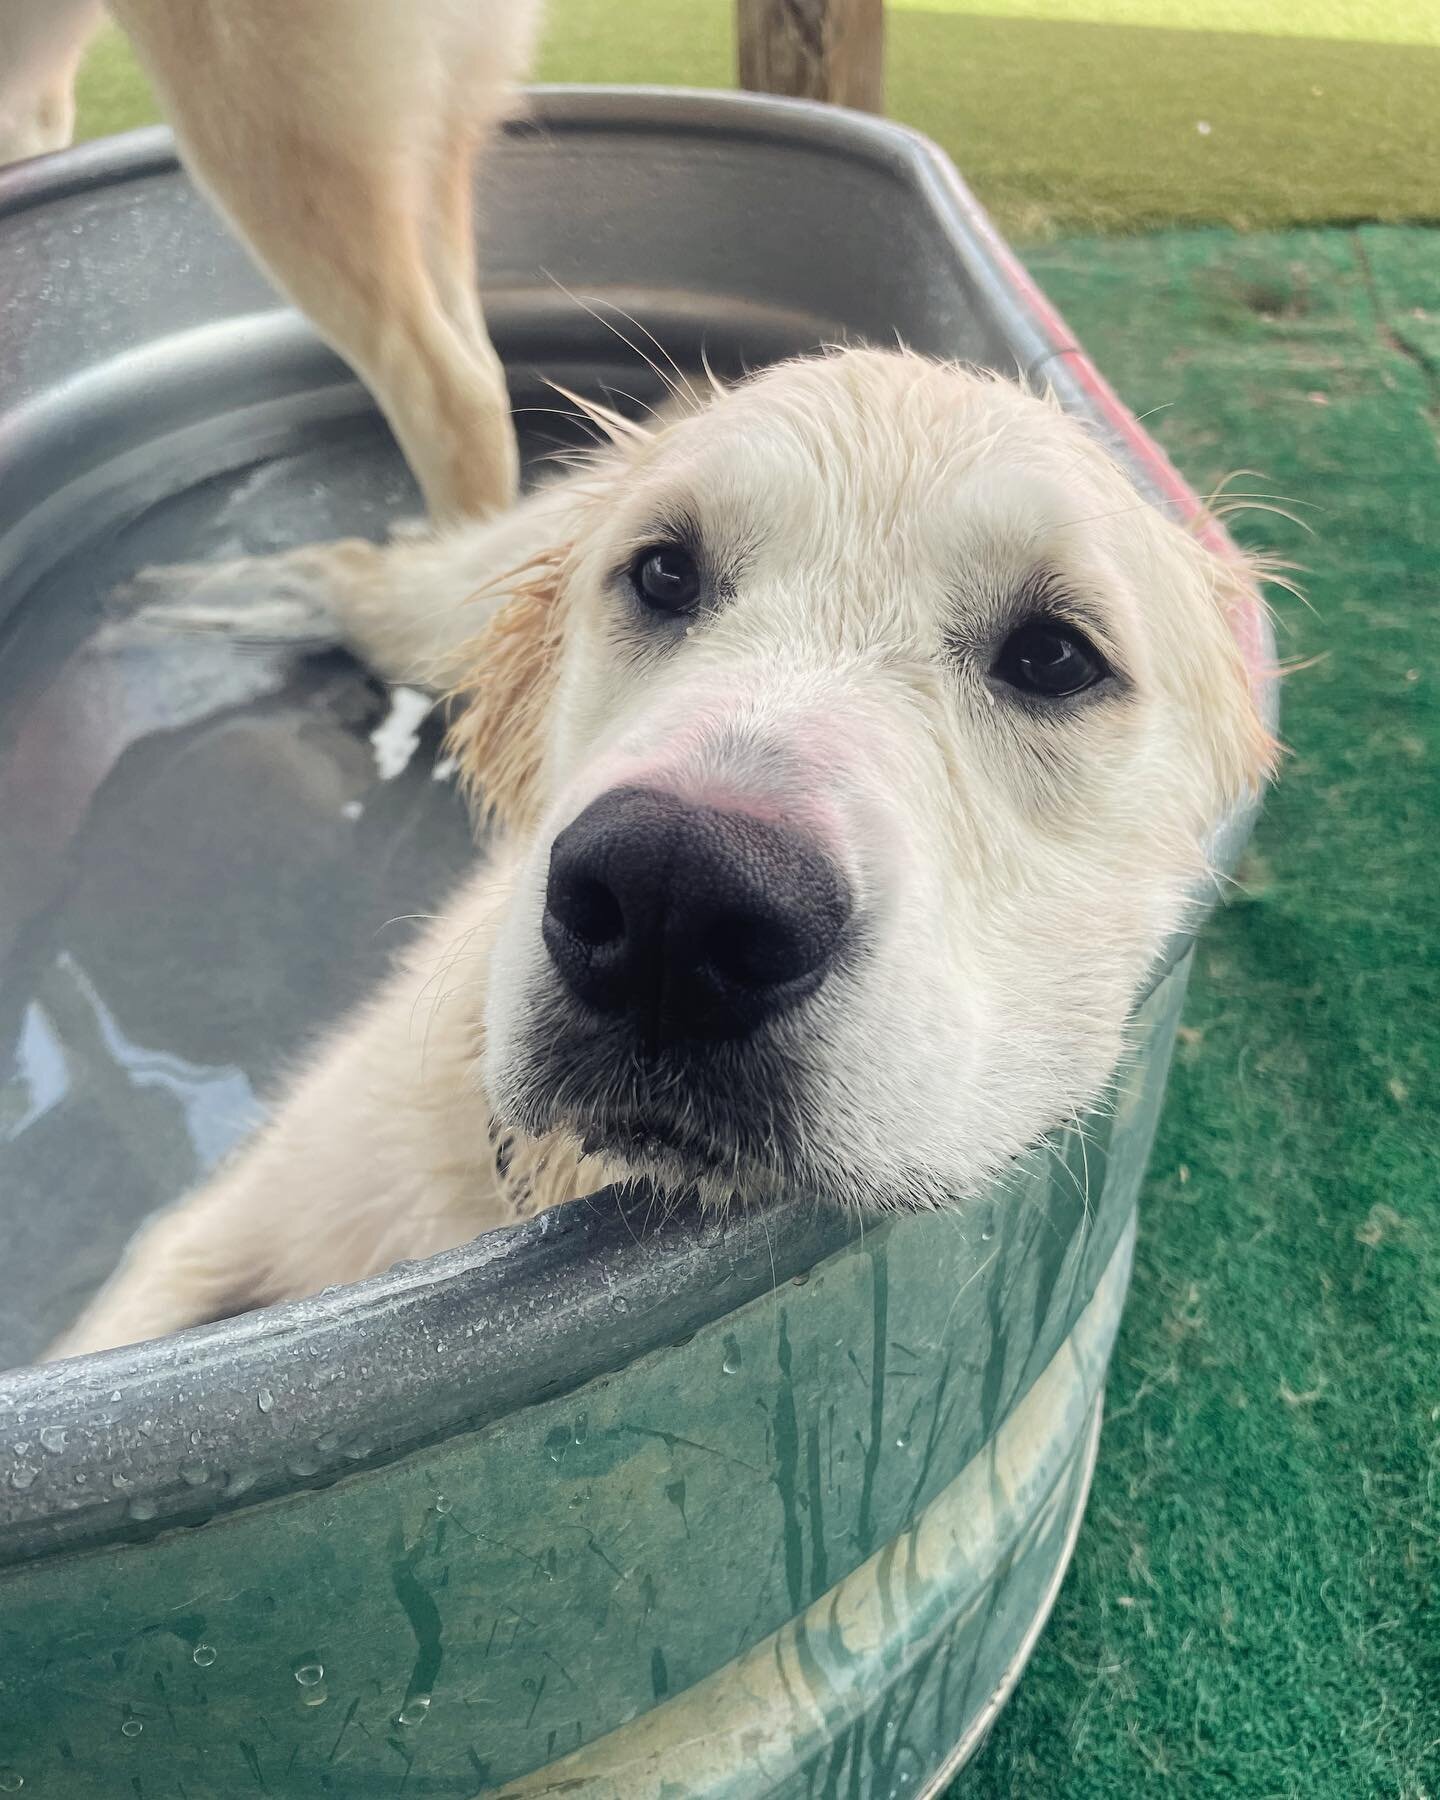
<box><xmin>948</xmin><ymin>564</ymin><xmax>1133</xmax><ymax>680</ymax></box>
<box><xmin>615</xmin><ymin>500</ymin><xmax>705</xmax><ymax>560</ymax></box>
<box><xmin>1005</xmin><ymin>566</ymin><xmax>1114</xmax><ymax>639</ymax></box>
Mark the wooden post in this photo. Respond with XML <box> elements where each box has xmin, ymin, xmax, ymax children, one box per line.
<box><xmin>737</xmin><ymin>0</ymin><xmax>885</xmax><ymax>113</ymax></box>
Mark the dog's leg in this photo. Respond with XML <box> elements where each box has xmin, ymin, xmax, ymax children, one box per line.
<box><xmin>107</xmin><ymin>467</ymin><xmax>595</xmax><ymax>693</ymax></box>
<box><xmin>0</xmin><ymin>0</ymin><xmax>104</xmax><ymax>165</ymax></box>
<box><xmin>424</xmin><ymin>120</ymin><xmax>490</xmax><ymax>356</ymax></box>
<box><xmin>195</xmin><ymin>153</ymin><xmax>517</xmax><ymax>526</ymax></box>
<box><xmin>109</xmin><ymin>0</ymin><xmax>538</xmax><ymax>523</ymax></box>
<box><xmin>44</xmin><ymin>1168</ymin><xmax>276</xmax><ymax>1360</ymax></box>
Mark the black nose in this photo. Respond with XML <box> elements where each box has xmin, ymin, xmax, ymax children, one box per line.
<box><xmin>543</xmin><ymin>786</ymin><xmax>851</xmax><ymax>1045</ymax></box>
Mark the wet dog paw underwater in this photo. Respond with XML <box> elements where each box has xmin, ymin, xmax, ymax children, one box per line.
<box><xmin>48</xmin><ymin>347</ymin><xmax>1273</xmax><ymax>1360</ymax></box>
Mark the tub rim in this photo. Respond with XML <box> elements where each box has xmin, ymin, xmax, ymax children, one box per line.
<box><xmin>0</xmin><ymin>88</ymin><xmax>1274</xmax><ymax>1565</ymax></box>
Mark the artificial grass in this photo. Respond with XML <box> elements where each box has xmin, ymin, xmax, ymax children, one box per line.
<box><xmin>962</xmin><ymin>223</ymin><xmax>1440</xmax><ymax>1798</ymax></box>
<box><xmin>72</xmin><ymin>1</ymin><xmax>1440</xmax><ymax>241</ymax></box>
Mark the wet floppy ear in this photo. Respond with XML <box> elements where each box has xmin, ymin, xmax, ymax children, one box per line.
<box><xmin>446</xmin><ymin>544</ymin><xmax>573</xmax><ymax>833</ymax></box>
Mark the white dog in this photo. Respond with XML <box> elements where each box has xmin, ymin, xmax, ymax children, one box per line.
<box><xmin>47</xmin><ymin>347</ymin><xmax>1272</xmax><ymax>1359</ymax></box>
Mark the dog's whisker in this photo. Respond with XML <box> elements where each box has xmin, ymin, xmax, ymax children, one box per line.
<box><xmin>539</xmin><ymin>274</ymin><xmax>699</xmax><ymax>414</ymax></box>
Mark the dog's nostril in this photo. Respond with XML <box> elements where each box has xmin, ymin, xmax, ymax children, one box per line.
<box><xmin>553</xmin><ymin>873</ymin><xmax>624</xmax><ymax>948</ymax></box>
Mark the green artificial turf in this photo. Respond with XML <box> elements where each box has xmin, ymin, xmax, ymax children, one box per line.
<box><xmin>73</xmin><ymin>1</ymin><xmax>1440</xmax><ymax>241</ymax></box>
<box><xmin>961</xmin><ymin>223</ymin><xmax>1440</xmax><ymax>1798</ymax></box>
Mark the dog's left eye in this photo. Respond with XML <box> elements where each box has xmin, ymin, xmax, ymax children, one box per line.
<box><xmin>992</xmin><ymin>619</ymin><xmax>1110</xmax><ymax>699</ymax></box>
<box><xmin>630</xmin><ymin>543</ymin><xmax>701</xmax><ymax>613</ymax></box>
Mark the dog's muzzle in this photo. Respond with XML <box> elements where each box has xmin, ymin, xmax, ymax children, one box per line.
<box><xmin>542</xmin><ymin>785</ymin><xmax>851</xmax><ymax>1048</ymax></box>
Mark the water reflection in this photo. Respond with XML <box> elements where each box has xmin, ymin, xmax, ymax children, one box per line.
<box><xmin>5</xmin><ymin>957</ymin><xmax>262</xmax><ymax>1168</ymax></box>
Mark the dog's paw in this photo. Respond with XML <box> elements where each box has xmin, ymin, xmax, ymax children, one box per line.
<box><xmin>104</xmin><ymin>553</ymin><xmax>346</xmax><ymax>652</ymax></box>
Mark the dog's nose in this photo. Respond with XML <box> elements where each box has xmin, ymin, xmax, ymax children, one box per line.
<box><xmin>543</xmin><ymin>786</ymin><xmax>851</xmax><ymax>1044</ymax></box>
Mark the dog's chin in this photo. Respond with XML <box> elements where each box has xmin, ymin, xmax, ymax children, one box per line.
<box><xmin>493</xmin><ymin>1058</ymin><xmax>789</xmax><ymax>1206</ymax></box>
<box><xmin>490</xmin><ymin>1005</ymin><xmax>802</xmax><ymax>1201</ymax></box>
<box><xmin>575</xmin><ymin>1121</ymin><xmax>744</xmax><ymax>1206</ymax></box>
<box><xmin>488</xmin><ymin>1013</ymin><xmax>975</xmax><ymax>1215</ymax></box>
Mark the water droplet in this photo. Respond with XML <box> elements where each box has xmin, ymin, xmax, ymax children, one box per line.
<box><xmin>721</xmin><ymin>1335</ymin><xmax>742</xmax><ymax>1375</ymax></box>
<box><xmin>224</xmin><ymin>1467</ymin><xmax>259</xmax><ymax>1499</ymax></box>
<box><xmin>610</xmin><ymin>1293</ymin><xmax>629</xmax><ymax>1313</ymax></box>
<box><xmin>188</xmin><ymin>1429</ymin><xmax>202</xmax><ymax>1447</ymax></box>
<box><xmin>0</xmin><ymin>1768</ymin><xmax>23</xmax><ymax>1790</ymax></box>
<box><xmin>287</xmin><ymin>1452</ymin><xmax>321</xmax><ymax>1478</ymax></box>
<box><xmin>120</xmin><ymin>1719</ymin><xmax>143</xmax><ymax>1738</ymax></box>
<box><xmin>433</xmin><ymin>1494</ymin><xmax>452</xmax><ymax>1515</ymax></box>
<box><xmin>294</xmin><ymin>1662</ymin><xmax>324</xmax><ymax>1687</ymax></box>
<box><xmin>109</xmin><ymin>1390</ymin><xmax>122</xmax><ymax>1403</ymax></box>
<box><xmin>179</xmin><ymin>1461</ymin><xmax>210</xmax><ymax>1487</ymax></box>
<box><xmin>980</xmin><ymin>1224</ymin><xmax>996</xmax><ymax>1242</ymax></box>
<box><xmin>397</xmin><ymin>1695</ymin><xmax>431</xmax><ymax>1727</ymax></box>
<box><xmin>137</xmin><ymin>1419</ymin><xmax>154</xmax><ymax>1438</ymax></box>
<box><xmin>39</xmin><ymin>1427</ymin><xmax>66</xmax><ymax>1454</ymax></box>
<box><xmin>791</xmin><ymin>1270</ymin><xmax>811</xmax><ymax>1286</ymax></box>
<box><xmin>256</xmin><ymin>1387</ymin><xmax>274</xmax><ymax>1414</ymax></box>
<box><xmin>572</xmin><ymin>1414</ymin><xmax>588</xmax><ymax>1446</ymax></box>
<box><xmin>299</xmin><ymin>1681</ymin><xmax>328</xmax><ymax>1708</ymax></box>
<box><xmin>8</xmin><ymin>1465</ymin><xmax>37</xmax><ymax>1492</ymax></box>
<box><xmin>885</xmin><ymin>1747</ymin><xmax>923</xmax><ymax>1795</ymax></box>
<box><xmin>192</xmin><ymin>1644</ymin><xmax>217</xmax><ymax>1667</ymax></box>
<box><xmin>110</xmin><ymin>1473</ymin><xmax>132</xmax><ymax>1489</ymax></box>
<box><xmin>895</xmin><ymin>1432</ymin><xmax>911</xmax><ymax>1450</ymax></box>
<box><xmin>128</xmin><ymin>1498</ymin><xmax>158</xmax><ymax>1522</ymax></box>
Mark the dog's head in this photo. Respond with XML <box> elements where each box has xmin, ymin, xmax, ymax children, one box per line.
<box><xmin>451</xmin><ymin>349</ymin><xmax>1271</xmax><ymax>1210</ymax></box>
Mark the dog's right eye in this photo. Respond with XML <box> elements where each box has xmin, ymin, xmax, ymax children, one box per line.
<box><xmin>992</xmin><ymin>618</ymin><xmax>1111</xmax><ymax>700</ymax></box>
<box><xmin>629</xmin><ymin>544</ymin><xmax>701</xmax><ymax>614</ymax></box>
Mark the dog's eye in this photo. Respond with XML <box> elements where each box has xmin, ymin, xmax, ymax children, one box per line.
<box><xmin>992</xmin><ymin>619</ymin><xmax>1110</xmax><ymax>699</ymax></box>
<box><xmin>630</xmin><ymin>544</ymin><xmax>701</xmax><ymax>613</ymax></box>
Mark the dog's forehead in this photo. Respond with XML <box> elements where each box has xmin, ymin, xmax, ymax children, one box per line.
<box><xmin>648</xmin><ymin>352</ymin><xmax>1126</xmax><ymax>551</ymax></box>
<box><xmin>612</xmin><ymin>361</ymin><xmax>1134</xmax><ymax>637</ymax></box>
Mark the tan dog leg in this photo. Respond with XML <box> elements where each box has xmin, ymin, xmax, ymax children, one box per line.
<box><xmin>106</xmin><ymin>464</ymin><xmax>594</xmax><ymax>691</ymax></box>
<box><xmin>44</xmin><ymin>1169</ymin><xmax>270</xmax><ymax>1361</ymax></box>
<box><xmin>110</xmin><ymin>0</ymin><xmax>540</xmax><ymax>522</ymax></box>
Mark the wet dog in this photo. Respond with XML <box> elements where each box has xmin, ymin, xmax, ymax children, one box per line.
<box><xmin>49</xmin><ymin>347</ymin><xmax>1271</xmax><ymax>1357</ymax></box>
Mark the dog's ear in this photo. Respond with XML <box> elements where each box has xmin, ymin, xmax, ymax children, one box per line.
<box><xmin>446</xmin><ymin>545</ymin><xmax>572</xmax><ymax>832</ymax></box>
<box><xmin>1215</xmin><ymin>549</ymin><xmax>1280</xmax><ymax>790</ymax></box>
<box><xmin>1176</xmin><ymin>529</ymin><xmax>1279</xmax><ymax>829</ymax></box>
